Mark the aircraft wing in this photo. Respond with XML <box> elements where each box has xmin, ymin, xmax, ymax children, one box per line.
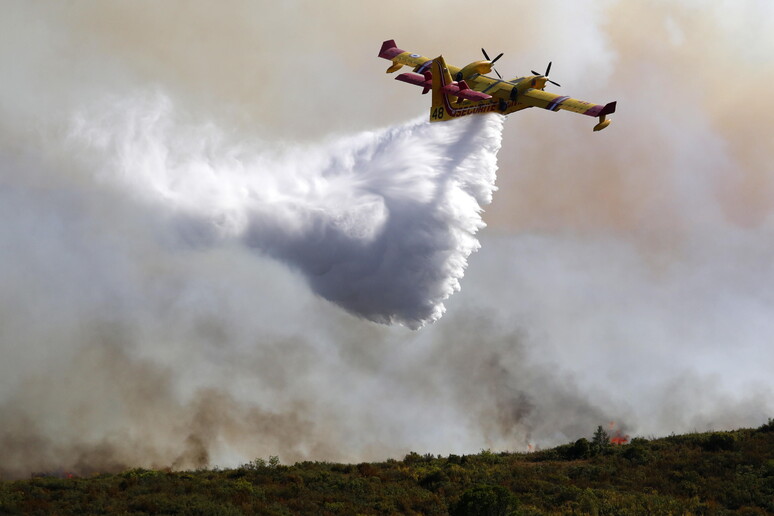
<box><xmin>519</xmin><ymin>89</ymin><xmax>616</xmax><ymax>118</ymax></box>
<box><xmin>379</xmin><ymin>40</ymin><xmax>461</xmax><ymax>76</ymax></box>
<box><xmin>465</xmin><ymin>75</ymin><xmax>516</xmax><ymax>98</ymax></box>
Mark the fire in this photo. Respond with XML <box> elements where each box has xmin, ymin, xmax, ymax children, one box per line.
<box><xmin>608</xmin><ymin>421</ymin><xmax>630</xmax><ymax>445</ymax></box>
<box><xmin>31</xmin><ymin>470</ymin><xmax>79</xmax><ymax>479</ymax></box>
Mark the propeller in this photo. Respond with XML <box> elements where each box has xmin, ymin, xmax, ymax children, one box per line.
<box><xmin>481</xmin><ymin>48</ymin><xmax>503</xmax><ymax>79</ymax></box>
<box><xmin>531</xmin><ymin>61</ymin><xmax>561</xmax><ymax>87</ymax></box>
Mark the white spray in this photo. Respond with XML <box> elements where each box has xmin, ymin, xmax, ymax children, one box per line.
<box><xmin>70</xmin><ymin>94</ymin><xmax>503</xmax><ymax>329</ymax></box>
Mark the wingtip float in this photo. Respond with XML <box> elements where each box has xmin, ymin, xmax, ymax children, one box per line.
<box><xmin>379</xmin><ymin>39</ymin><xmax>617</xmax><ymax>132</ymax></box>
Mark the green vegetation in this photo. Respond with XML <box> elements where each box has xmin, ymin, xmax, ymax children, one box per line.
<box><xmin>2</xmin><ymin>420</ymin><xmax>773</xmax><ymax>515</ymax></box>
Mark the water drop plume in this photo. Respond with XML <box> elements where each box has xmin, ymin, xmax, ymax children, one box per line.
<box><xmin>70</xmin><ymin>94</ymin><xmax>504</xmax><ymax>328</ymax></box>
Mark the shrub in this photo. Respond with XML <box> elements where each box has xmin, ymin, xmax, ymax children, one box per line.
<box><xmin>418</xmin><ymin>468</ymin><xmax>449</xmax><ymax>491</ymax></box>
<box><xmin>757</xmin><ymin>418</ymin><xmax>774</xmax><ymax>433</ymax></box>
<box><xmin>452</xmin><ymin>484</ymin><xmax>519</xmax><ymax>516</ymax></box>
<box><xmin>622</xmin><ymin>443</ymin><xmax>651</xmax><ymax>464</ymax></box>
<box><xmin>567</xmin><ymin>438</ymin><xmax>591</xmax><ymax>460</ymax></box>
<box><xmin>701</xmin><ymin>433</ymin><xmax>736</xmax><ymax>452</ymax></box>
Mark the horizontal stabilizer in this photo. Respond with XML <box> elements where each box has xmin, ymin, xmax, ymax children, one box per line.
<box><xmin>396</xmin><ymin>72</ymin><xmax>432</xmax><ymax>90</ymax></box>
<box><xmin>400</xmin><ymin>67</ymin><xmax>492</xmax><ymax>102</ymax></box>
<box><xmin>442</xmin><ymin>82</ymin><xmax>492</xmax><ymax>101</ymax></box>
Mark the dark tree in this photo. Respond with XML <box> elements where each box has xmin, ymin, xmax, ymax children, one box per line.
<box><xmin>592</xmin><ymin>425</ymin><xmax>610</xmax><ymax>456</ymax></box>
<box><xmin>568</xmin><ymin>438</ymin><xmax>592</xmax><ymax>460</ymax></box>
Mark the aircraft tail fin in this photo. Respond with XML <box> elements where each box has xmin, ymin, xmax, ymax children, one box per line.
<box><xmin>600</xmin><ymin>101</ymin><xmax>617</xmax><ymax>116</ymax></box>
<box><xmin>593</xmin><ymin>101</ymin><xmax>617</xmax><ymax>131</ymax></box>
<box><xmin>378</xmin><ymin>39</ymin><xmax>404</xmax><ymax>60</ymax></box>
<box><xmin>427</xmin><ymin>55</ymin><xmax>494</xmax><ymax>122</ymax></box>
<box><xmin>429</xmin><ymin>55</ymin><xmax>454</xmax><ymax>122</ymax></box>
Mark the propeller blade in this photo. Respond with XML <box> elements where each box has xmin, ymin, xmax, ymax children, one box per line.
<box><xmin>532</xmin><ymin>62</ymin><xmax>559</xmax><ymax>86</ymax></box>
<box><xmin>482</xmin><ymin>48</ymin><xmax>504</xmax><ymax>78</ymax></box>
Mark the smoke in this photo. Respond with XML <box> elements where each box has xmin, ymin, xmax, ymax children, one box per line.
<box><xmin>0</xmin><ymin>88</ymin><xmax>507</xmax><ymax>476</ymax></box>
<box><xmin>2</xmin><ymin>0</ymin><xmax>774</xmax><ymax>479</ymax></box>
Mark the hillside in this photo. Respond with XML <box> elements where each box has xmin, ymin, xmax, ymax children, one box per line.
<box><xmin>1</xmin><ymin>420</ymin><xmax>773</xmax><ymax>515</ymax></box>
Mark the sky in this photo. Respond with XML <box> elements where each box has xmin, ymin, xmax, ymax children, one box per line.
<box><xmin>1</xmin><ymin>0</ymin><xmax>774</xmax><ymax>477</ymax></box>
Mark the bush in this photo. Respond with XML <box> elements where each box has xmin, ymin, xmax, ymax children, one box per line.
<box><xmin>418</xmin><ymin>468</ymin><xmax>449</xmax><ymax>491</ymax></box>
<box><xmin>701</xmin><ymin>433</ymin><xmax>736</xmax><ymax>452</ymax></box>
<box><xmin>567</xmin><ymin>438</ymin><xmax>592</xmax><ymax>460</ymax></box>
<box><xmin>757</xmin><ymin>418</ymin><xmax>774</xmax><ymax>433</ymax></box>
<box><xmin>452</xmin><ymin>484</ymin><xmax>519</xmax><ymax>516</ymax></box>
<box><xmin>622</xmin><ymin>443</ymin><xmax>651</xmax><ymax>464</ymax></box>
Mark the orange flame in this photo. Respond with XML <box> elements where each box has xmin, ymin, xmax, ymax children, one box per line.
<box><xmin>608</xmin><ymin>421</ymin><xmax>630</xmax><ymax>445</ymax></box>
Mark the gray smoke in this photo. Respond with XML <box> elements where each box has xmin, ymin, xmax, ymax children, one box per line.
<box><xmin>2</xmin><ymin>1</ymin><xmax>774</xmax><ymax>479</ymax></box>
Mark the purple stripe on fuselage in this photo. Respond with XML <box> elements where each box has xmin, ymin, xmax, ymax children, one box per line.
<box><xmin>546</xmin><ymin>96</ymin><xmax>570</xmax><ymax>111</ymax></box>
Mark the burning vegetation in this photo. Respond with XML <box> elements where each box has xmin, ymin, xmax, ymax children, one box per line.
<box><xmin>1</xmin><ymin>421</ymin><xmax>772</xmax><ymax>514</ymax></box>
<box><xmin>608</xmin><ymin>421</ymin><xmax>631</xmax><ymax>445</ymax></box>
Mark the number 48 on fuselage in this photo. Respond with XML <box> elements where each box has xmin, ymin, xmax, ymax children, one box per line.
<box><xmin>378</xmin><ymin>39</ymin><xmax>617</xmax><ymax>132</ymax></box>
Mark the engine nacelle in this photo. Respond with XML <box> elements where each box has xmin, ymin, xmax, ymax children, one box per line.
<box><xmin>532</xmin><ymin>76</ymin><xmax>549</xmax><ymax>90</ymax></box>
<box><xmin>457</xmin><ymin>60</ymin><xmax>493</xmax><ymax>80</ymax></box>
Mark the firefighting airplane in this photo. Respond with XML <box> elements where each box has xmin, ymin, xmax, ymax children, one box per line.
<box><xmin>379</xmin><ymin>40</ymin><xmax>617</xmax><ymax>131</ymax></box>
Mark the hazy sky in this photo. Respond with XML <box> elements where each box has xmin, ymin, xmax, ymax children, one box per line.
<box><xmin>1</xmin><ymin>1</ymin><xmax>773</xmax><ymax>477</ymax></box>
